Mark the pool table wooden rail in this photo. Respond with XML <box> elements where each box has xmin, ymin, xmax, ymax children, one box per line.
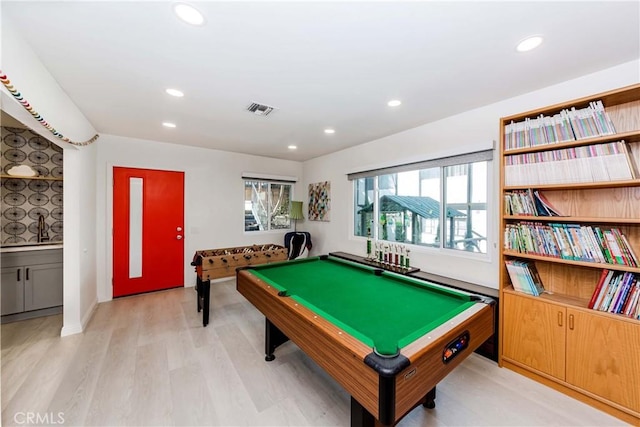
<box><xmin>236</xmin><ymin>268</ymin><xmax>381</xmax><ymax>415</ymax></box>
<box><xmin>395</xmin><ymin>302</ymin><xmax>494</xmax><ymax>419</ymax></box>
<box><xmin>236</xmin><ymin>265</ymin><xmax>495</xmax><ymax>426</ymax></box>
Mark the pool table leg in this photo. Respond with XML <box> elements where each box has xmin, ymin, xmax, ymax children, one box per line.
<box><xmin>350</xmin><ymin>397</ymin><xmax>377</xmax><ymax>427</ymax></box>
<box><xmin>422</xmin><ymin>386</ymin><xmax>436</xmax><ymax>409</ymax></box>
<box><xmin>349</xmin><ymin>385</ymin><xmax>437</xmax><ymax>427</ymax></box>
<box><xmin>265</xmin><ymin>318</ymin><xmax>289</xmax><ymax>361</ymax></box>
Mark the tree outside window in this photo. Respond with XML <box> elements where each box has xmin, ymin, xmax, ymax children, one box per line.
<box><xmin>244</xmin><ymin>180</ymin><xmax>292</xmax><ymax>232</ymax></box>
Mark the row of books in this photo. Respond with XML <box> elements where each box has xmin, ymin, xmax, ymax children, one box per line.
<box><xmin>504</xmin><ymin>189</ymin><xmax>563</xmax><ymax>216</ymax></box>
<box><xmin>504</xmin><ymin>141</ymin><xmax>638</xmax><ymax>186</ymax></box>
<box><xmin>588</xmin><ymin>270</ymin><xmax>640</xmax><ymax>319</ymax></box>
<box><xmin>505</xmin><ymin>260</ymin><xmax>545</xmax><ymax>296</ymax></box>
<box><xmin>504</xmin><ymin>222</ymin><xmax>638</xmax><ymax>267</ymax></box>
<box><xmin>504</xmin><ymin>100</ymin><xmax>617</xmax><ymax>150</ymax></box>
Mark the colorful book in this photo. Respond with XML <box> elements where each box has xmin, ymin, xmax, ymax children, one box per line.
<box><xmin>603</xmin><ymin>230</ymin><xmax>625</xmax><ymax>264</ymax></box>
<box><xmin>598</xmin><ymin>275</ymin><xmax>620</xmax><ymax>311</ymax></box>
<box><xmin>504</xmin><ymin>260</ymin><xmax>545</xmax><ymax>296</ymax></box>
<box><xmin>588</xmin><ymin>269</ymin><xmax>611</xmax><ymax>309</ymax></box>
<box><xmin>616</xmin><ymin>275</ymin><xmax>634</xmax><ymax>313</ymax></box>
<box><xmin>593</xmin><ymin>270</ymin><xmax>614</xmax><ymax>310</ymax></box>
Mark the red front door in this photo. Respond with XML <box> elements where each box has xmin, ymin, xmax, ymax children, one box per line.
<box><xmin>113</xmin><ymin>167</ymin><xmax>184</xmax><ymax>297</ymax></box>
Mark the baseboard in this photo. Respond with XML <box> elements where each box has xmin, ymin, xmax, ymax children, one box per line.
<box><xmin>80</xmin><ymin>298</ymin><xmax>98</xmax><ymax>330</ymax></box>
<box><xmin>60</xmin><ymin>322</ymin><xmax>83</xmax><ymax>337</ymax></box>
<box><xmin>1</xmin><ymin>306</ymin><xmax>62</xmax><ymax>324</ymax></box>
<box><xmin>60</xmin><ymin>298</ymin><xmax>98</xmax><ymax>337</ymax></box>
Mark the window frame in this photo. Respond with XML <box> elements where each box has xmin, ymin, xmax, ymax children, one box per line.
<box><xmin>243</xmin><ymin>179</ymin><xmax>295</xmax><ymax>233</ymax></box>
<box><xmin>350</xmin><ymin>149</ymin><xmax>493</xmax><ymax>258</ymax></box>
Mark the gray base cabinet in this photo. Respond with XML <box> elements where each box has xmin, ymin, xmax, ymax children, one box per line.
<box><xmin>1</xmin><ymin>266</ymin><xmax>25</xmax><ymax>315</ymax></box>
<box><xmin>1</xmin><ymin>249</ymin><xmax>63</xmax><ymax>317</ymax></box>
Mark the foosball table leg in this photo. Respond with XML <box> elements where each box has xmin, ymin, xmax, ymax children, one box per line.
<box><xmin>196</xmin><ymin>276</ymin><xmax>211</xmax><ymax>327</ymax></box>
<box><xmin>196</xmin><ymin>276</ymin><xmax>203</xmax><ymax>313</ymax></box>
<box><xmin>202</xmin><ymin>278</ymin><xmax>211</xmax><ymax>327</ymax></box>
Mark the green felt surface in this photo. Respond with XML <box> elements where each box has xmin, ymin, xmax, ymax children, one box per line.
<box><xmin>249</xmin><ymin>256</ymin><xmax>475</xmax><ymax>356</ymax></box>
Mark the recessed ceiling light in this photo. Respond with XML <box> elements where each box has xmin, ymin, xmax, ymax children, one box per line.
<box><xmin>162</xmin><ymin>122</ymin><xmax>177</xmax><ymax>128</ymax></box>
<box><xmin>324</xmin><ymin>129</ymin><xmax>335</xmax><ymax>134</ymax></box>
<box><xmin>288</xmin><ymin>145</ymin><xmax>297</xmax><ymax>150</ymax></box>
<box><xmin>173</xmin><ymin>3</ymin><xmax>205</xmax><ymax>26</ymax></box>
<box><xmin>516</xmin><ymin>35</ymin><xmax>543</xmax><ymax>52</ymax></box>
<box><xmin>166</xmin><ymin>88</ymin><xmax>184</xmax><ymax>97</ymax></box>
<box><xmin>388</xmin><ymin>100</ymin><xmax>402</xmax><ymax>107</ymax></box>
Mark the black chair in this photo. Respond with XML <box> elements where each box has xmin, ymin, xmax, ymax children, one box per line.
<box><xmin>284</xmin><ymin>232</ymin><xmax>312</xmax><ymax>260</ymax></box>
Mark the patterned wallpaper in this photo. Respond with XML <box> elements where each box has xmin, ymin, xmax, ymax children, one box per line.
<box><xmin>1</xmin><ymin>126</ymin><xmax>63</xmax><ymax>245</ymax></box>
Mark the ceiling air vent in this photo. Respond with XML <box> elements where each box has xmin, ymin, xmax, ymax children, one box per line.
<box><xmin>246</xmin><ymin>102</ymin><xmax>277</xmax><ymax>116</ymax></box>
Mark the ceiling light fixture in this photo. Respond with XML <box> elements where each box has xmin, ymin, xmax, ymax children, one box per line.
<box><xmin>324</xmin><ymin>129</ymin><xmax>335</xmax><ymax>134</ymax></box>
<box><xmin>173</xmin><ymin>3</ymin><xmax>205</xmax><ymax>26</ymax></box>
<box><xmin>288</xmin><ymin>145</ymin><xmax>297</xmax><ymax>150</ymax></box>
<box><xmin>516</xmin><ymin>35</ymin><xmax>543</xmax><ymax>52</ymax></box>
<box><xmin>162</xmin><ymin>122</ymin><xmax>177</xmax><ymax>128</ymax></box>
<box><xmin>166</xmin><ymin>88</ymin><xmax>184</xmax><ymax>97</ymax></box>
<box><xmin>388</xmin><ymin>100</ymin><xmax>402</xmax><ymax>107</ymax></box>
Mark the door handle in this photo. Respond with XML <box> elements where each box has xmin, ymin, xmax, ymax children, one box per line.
<box><xmin>17</xmin><ymin>269</ymin><xmax>20</xmax><ymax>282</ymax></box>
<box><xmin>26</xmin><ymin>268</ymin><xmax>29</xmax><ymax>281</ymax></box>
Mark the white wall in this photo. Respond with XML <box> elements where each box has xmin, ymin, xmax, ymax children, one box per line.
<box><xmin>1</xmin><ymin>18</ymin><xmax>99</xmax><ymax>336</ymax></box>
<box><xmin>302</xmin><ymin>60</ymin><xmax>640</xmax><ymax>290</ymax></box>
<box><xmin>95</xmin><ymin>134</ymin><xmax>304</xmax><ymax>301</ymax></box>
<box><xmin>62</xmin><ymin>143</ymin><xmax>98</xmax><ymax>336</ymax></box>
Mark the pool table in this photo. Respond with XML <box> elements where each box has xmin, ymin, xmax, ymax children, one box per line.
<box><xmin>236</xmin><ymin>255</ymin><xmax>495</xmax><ymax>427</ymax></box>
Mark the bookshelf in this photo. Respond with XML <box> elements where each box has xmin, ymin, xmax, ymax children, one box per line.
<box><xmin>499</xmin><ymin>84</ymin><xmax>640</xmax><ymax>425</ymax></box>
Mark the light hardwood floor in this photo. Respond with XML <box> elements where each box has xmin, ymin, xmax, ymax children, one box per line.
<box><xmin>1</xmin><ymin>279</ymin><xmax>627</xmax><ymax>427</ymax></box>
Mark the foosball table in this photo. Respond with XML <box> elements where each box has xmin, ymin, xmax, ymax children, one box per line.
<box><xmin>191</xmin><ymin>244</ymin><xmax>288</xmax><ymax>326</ymax></box>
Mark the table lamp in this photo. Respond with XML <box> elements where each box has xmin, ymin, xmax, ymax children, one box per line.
<box><xmin>290</xmin><ymin>201</ymin><xmax>304</xmax><ymax>231</ymax></box>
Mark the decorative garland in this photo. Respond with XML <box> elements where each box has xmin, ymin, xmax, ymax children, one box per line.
<box><xmin>0</xmin><ymin>70</ymin><xmax>99</xmax><ymax>146</ymax></box>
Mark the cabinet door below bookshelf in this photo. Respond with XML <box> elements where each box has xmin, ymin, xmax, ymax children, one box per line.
<box><xmin>566</xmin><ymin>309</ymin><xmax>640</xmax><ymax>414</ymax></box>
<box><xmin>502</xmin><ymin>292</ymin><xmax>565</xmax><ymax>380</ymax></box>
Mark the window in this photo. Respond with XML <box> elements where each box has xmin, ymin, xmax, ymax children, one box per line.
<box><xmin>444</xmin><ymin>162</ymin><xmax>487</xmax><ymax>253</ymax></box>
<box><xmin>351</xmin><ymin>150</ymin><xmax>491</xmax><ymax>254</ymax></box>
<box><xmin>244</xmin><ymin>180</ymin><xmax>293</xmax><ymax>232</ymax></box>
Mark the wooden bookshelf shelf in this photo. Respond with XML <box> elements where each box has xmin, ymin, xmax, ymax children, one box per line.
<box><xmin>1</xmin><ymin>174</ymin><xmax>63</xmax><ymax>181</ymax></box>
<box><xmin>503</xmin><ymin>129</ymin><xmax>640</xmax><ymax>155</ymax></box>
<box><xmin>504</xmin><ymin>178</ymin><xmax>640</xmax><ymax>191</ymax></box>
<box><xmin>499</xmin><ymin>84</ymin><xmax>640</xmax><ymax>425</ymax></box>
<box><xmin>504</xmin><ymin>215</ymin><xmax>640</xmax><ymax>224</ymax></box>
<box><xmin>502</xmin><ymin>287</ymin><xmax>591</xmax><ymax>309</ymax></box>
<box><xmin>503</xmin><ymin>250</ymin><xmax>640</xmax><ymax>274</ymax></box>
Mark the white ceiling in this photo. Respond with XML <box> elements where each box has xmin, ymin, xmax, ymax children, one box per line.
<box><xmin>3</xmin><ymin>1</ymin><xmax>639</xmax><ymax>161</ymax></box>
